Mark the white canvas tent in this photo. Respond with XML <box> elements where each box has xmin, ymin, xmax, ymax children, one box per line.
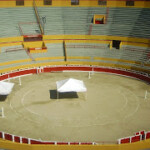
<box><xmin>56</xmin><ymin>78</ymin><xmax>87</xmax><ymax>99</ymax></box>
<box><xmin>0</xmin><ymin>81</ymin><xmax>14</xmax><ymax>95</ymax></box>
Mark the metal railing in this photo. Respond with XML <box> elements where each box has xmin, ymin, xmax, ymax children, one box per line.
<box><xmin>33</xmin><ymin>0</ymin><xmax>44</xmax><ymax>35</ymax></box>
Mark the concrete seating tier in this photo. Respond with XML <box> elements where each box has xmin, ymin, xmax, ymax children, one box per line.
<box><xmin>0</xmin><ymin>7</ymin><xmax>38</xmax><ymax>37</ymax></box>
<box><xmin>0</xmin><ymin>7</ymin><xmax>149</xmax><ymax>38</ymax></box>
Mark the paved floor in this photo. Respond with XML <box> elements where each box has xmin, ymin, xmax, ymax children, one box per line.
<box><xmin>0</xmin><ymin>72</ymin><xmax>150</xmax><ymax>143</ymax></box>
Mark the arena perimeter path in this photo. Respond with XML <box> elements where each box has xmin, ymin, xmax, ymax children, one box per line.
<box><xmin>0</xmin><ymin>72</ymin><xmax>150</xmax><ymax>143</ymax></box>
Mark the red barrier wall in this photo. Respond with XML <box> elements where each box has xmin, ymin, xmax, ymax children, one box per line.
<box><xmin>0</xmin><ymin>66</ymin><xmax>149</xmax><ymax>83</ymax></box>
<box><xmin>14</xmin><ymin>136</ymin><xmax>21</xmax><ymax>143</ymax></box>
<box><xmin>30</xmin><ymin>139</ymin><xmax>42</xmax><ymax>144</ymax></box>
<box><xmin>9</xmin><ymin>69</ymin><xmax>37</xmax><ymax>78</ymax></box>
<box><xmin>40</xmin><ymin>141</ymin><xmax>55</xmax><ymax>145</ymax></box>
<box><xmin>131</xmin><ymin>135</ymin><xmax>141</xmax><ymax>143</ymax></box>
<box><xmin>146</xmin><ymin>132</ymin><xmax>150</xmax><ymax>139</ymax></box>
<box><xmin>70</xmin><ymin>142</ymin><xmax>80</xmax><ymax>145</ymax></box>
<box><xmin>57</xmin><ymin>142</ymin><xmax>68</xmax><ymax>145</ymax></box>
<box><xmin>120</xmin><ymin>137</ymin><xmax>131</xmax><ymax>144</ymax></box>
<box><xmin>4</xmin><ymin>133</ymin><xmax>12</xmax><ymax>141</ymax></box>
<box><xmin>0</xmin><ymin>74</ymin><xmax>9</xmax><ymax>81</ymax></box>
<box><xmin>81</xmin><ymin>142</ymin><xmax>93</xmax><ymax>145</ymax></box>
<box><xmin>0</xmin><ymin>132</ymin><xmax>3</xmax><ymax>138</ymax></box>
<box><xmin>22</xmin><ymin>137</ymin><xmax>29</xmax><ymax>144</ymax></box>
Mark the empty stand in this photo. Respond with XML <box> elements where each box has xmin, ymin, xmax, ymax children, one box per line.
<box><xmin>0</xmin><ymin>7</ymin><xmax>150</xmax><ymax>38</ymax></box>
<box><xmin>65</xmin><ymin>42</ymin><xmax>150</xmax><ymax>70</ymax></box>
<box><xmin>0</xmin><ymin>42</ymin><xmax>149</xmax><ymax>72</ymax></box>
<box><xmin>37</xmin><ymin>7</ymin><xmax>106</xmax><ymax>35</ymax></box>
<box><xmin>92</xmin><ymin>8</ymin><xmax>150</xmax><ymax>38</ymax></box>
<box><xmin>0</xmin><ymin>8</ymin><xmax>38</xmax><ymax>37</ymax></box>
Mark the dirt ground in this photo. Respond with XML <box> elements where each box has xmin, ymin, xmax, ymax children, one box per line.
<box><xmin>0</xmin><ymin>72</ymin><xmax>150</xmax><ymax>143</ymax></box>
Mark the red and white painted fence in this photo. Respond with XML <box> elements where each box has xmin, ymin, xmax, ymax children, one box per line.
<box><xmin>0</xmin><ymin>131</ymin><xmax>150</xmax><ymax>145</ymax></box>
<box><xmin>118</xmin><ymin>131</ymin><xmax>150</xmax><ymax>144</ymax></box>
<box><xmin>0</xmin><ymin>66</ymin><xmax>150</xmax><ymax>83</ymax></box>
<box><xmin>0</xmin><ymin>131</ymin><xmax>95</xmax><ymax>145</ymax></box>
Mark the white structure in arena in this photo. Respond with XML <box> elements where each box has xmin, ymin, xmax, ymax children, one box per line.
<box><xmin>0</xmin><ymin>81</ymin><xmax>14</xmax><ymax>95</ymax></box>
<box><xmin>56</xmin><ymin>78</ymin><xmax>87</xmax><ymax>99</ymax></box>
<box><xmin>0</xmin><ymin>81</ymin><xmax>14</xmax><ymax>118</ymax></box>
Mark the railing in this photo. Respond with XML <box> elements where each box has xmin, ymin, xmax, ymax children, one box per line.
<box><xmin>66</xmin><ymin>44</ymin><xmax>107</xmax><ymax>49</ymax></box>
<box><xmin>18</xmin><ymin>22</ymin><xmax>42</xmax><ymax>37</ymax></box>
<box><xmin>63</xmin><ymin>40</ymin><xmax>67</xmax><ymax>61</ymax></box>
<box><xmin>5</xmin><ymin>48</ymin><xmax>25</xmax><ymax>53</ymax></box>
<box><xmin>33</xmin><ymin>0</ymin><xmax>44</xmax><ymax>35</ymax></box>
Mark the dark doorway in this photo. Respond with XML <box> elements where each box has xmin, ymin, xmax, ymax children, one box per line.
<box><xmin>71</xmin><ymin>0</ymin><xmax>79</xmax><ymax>5</ymax></box>
<box><xmin>112</xmin><ymin>40</ymin><xmax>121</xmax><ymax>49</ymax></box>
<box><xmin>126</xmin><ymin>1</ymin><xmax>134</xmax><ymax>6</ymax></box>
<box><xmin>95</xmin><ymin>18</ymin><xmax>104</xmax><ymax>24</ymax></box>
<box><xmin>24</xmin><ymin>35</ymin><xmax>43</xmax><ymax>42</ymax></box>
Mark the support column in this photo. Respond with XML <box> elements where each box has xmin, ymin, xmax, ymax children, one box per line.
<box><xmin>57</xmin><ymin>91</ymin><xmax>59</xmax><ymax>99</ymax></box>
<box><xmin>19</xmin><ymin>76</ymin><xmax>21</xmax><ymax>86</ymax></box>
<box><xmin>145</xmin><ymin>90</ymin><xmax>148</xmax><ymax>100</ymax></box>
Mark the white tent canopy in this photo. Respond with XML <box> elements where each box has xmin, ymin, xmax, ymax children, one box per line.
<box><xmin>0</xmin><ymin>81</ymin><xmax>14</xmax><ymax>95</ymax></box>
<box><xmin>56</xmin><ymin>78</ymin><xmax>87</xmax><ymax>93</ymax></box>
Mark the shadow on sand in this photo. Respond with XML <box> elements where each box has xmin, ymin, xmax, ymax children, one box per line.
<box><xmin>0</xmin><ymin>95</ymin><xmax>7</xmax><ymax>102</ymax></box>
<box><xmin>49</xmin><ymin>90</ymin><xmax>78</xmax><ymax>99</ymax></box>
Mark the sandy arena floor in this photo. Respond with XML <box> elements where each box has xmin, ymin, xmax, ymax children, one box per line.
<box><xmin>0</xmin><ymin>72</ymin><xmax>150</xmax><ymax>143</ymax></box>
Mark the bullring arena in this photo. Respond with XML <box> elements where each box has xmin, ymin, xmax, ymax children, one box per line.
<box><xmin>0</xmin><ymin>0</ymin><xmax>150</xmax><ymax>150</ymax></box>
<box><xmin>3</xmin><ymin>69</ymin><xmax>150</xmax><ymax>142</ymax></box>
